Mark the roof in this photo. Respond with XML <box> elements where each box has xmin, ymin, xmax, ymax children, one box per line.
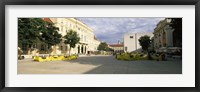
<box><xmin>109</xmin><ymin>44</ymin><xmax>124</xmax><ymax>47</ymax></box>
<box><xmin>43</xmin><ymin>18</ymin><xmax>53</xmax><ymax>23</ymax></box>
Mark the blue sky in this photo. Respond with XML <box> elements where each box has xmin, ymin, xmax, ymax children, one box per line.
<box><xmin>77</xmin><ymin>18</ymin><xmax>165</xmax><ymax>44</ymax></box>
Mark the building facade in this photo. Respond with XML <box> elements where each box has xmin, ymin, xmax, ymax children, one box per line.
<box><xmin>109</xmin><ymin>44</ymin><xmax>124</xmax><ymax>53</ymax></box>
<box><xmin>153</xmin><ymin>18</ymin><xmax>181</xmax><ymax>52</ymax></box>
<box><xmin>124</xmin><ymin>32</ymin><xmax>153</xmax><ymax>52</ymax></box>
<box><xmin>19</xmin><ymin>18</ymin><xmax>101</xmax><ymax>56</ymax></box>
<box><xmin>50</xmin><ymin>18</ymin><xmax>101</xmax><ymax>55</ymax></box>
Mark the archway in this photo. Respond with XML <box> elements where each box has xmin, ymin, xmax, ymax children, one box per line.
<box><xmin>77</xmin><ymin>45</ymin><xmax>80</xmax><ymax>54</ymax></box>
<box><xmin>81</xmin><ymin>45</ymin><xmax>84</xmax><ymax>54</ymax></box>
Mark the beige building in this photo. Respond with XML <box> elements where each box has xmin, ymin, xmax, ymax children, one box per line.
<box><xmin>109</xmin><ymin>44</ymin><xmax>124</xmax><ymax>53</ymax></box>
<box><xmin>50</xmin><ymin>18</ymin><xmax>101</xmax><ymax>55</ymax></box>
<box><xmin>153</xmin><ymin>18</ymin><xmax>175</xmax><ymax>52</ymax></box>
<box><xmin>19</xmin><ymin>18</ymin><xmax>101</xmax><ymax>58</ymax></box>
<box><xmin>93</xmin><ymin>36</ymin><xmax>101</xmax><ymax>51</ymax></box>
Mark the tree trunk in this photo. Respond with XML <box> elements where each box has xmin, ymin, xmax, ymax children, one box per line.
<box><xmin>147</xmin><ymin>49</ymin><xmax>152</xmax><ymax>60</ymax></box>
<box><xmin>47</xmin><ymin>44</ymin><xmax>51</xmax><ymax>54</ymax></box>
<box><xmin>69</xmin><ymin>47</ymin><xmax>71</xmax><ymax>56</ymax></box>
<box><xmin>28</xmin><ymin>44</ymin><xmax>33</xmax><ymax>55</ymax></box>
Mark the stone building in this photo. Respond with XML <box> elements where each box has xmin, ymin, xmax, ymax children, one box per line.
<box><xmin>19</xmin><ymin>18</ymin><xmax>101</xmax><ymax>56</ymax></box>
<box><xmin>50</xmin><ymin>18</ymin><xmax>101</xmax><ymax>55</ymax></box>
<box><xmin>153</xmin><ymin>18</ymin><xmax>182</xmax><ymax>52</ymax></box>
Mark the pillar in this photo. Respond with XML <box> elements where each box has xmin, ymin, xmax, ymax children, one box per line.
<box><xmin>165</xmin><ymin>25</ymin><xmax>175</xmax><ymax>47</ymax></box>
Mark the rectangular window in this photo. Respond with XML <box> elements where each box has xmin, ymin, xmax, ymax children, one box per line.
<box><xmin>81</xmin><ymin>35</ymin><xmax>83</xmax><ymax>41</ymax></box>
<box><xmin>130</xmin><ymin>36</ymin><xmax>133</xmax><ymax>38</ymax></box>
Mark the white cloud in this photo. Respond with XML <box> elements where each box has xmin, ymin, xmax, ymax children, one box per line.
<box><xmin>77</xmin><ymin>17</ymin><xmax>165</xmax><ymax>44</ymax></box>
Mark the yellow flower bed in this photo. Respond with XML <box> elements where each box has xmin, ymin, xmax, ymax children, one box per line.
<box><xmin>33</xmin><ymin>56</ymin><xmax>50</xmax><ymax>62</ymax></box>
<box><xmin>116</xmin><ymin>53</ymin><xmax>148</xmax><ymax>61</ymax></box>
<box><xmin>116</xmin><ymin>53</ymin><xmax>164</xmax><ymax>61</ymax></box>
<box><xmin>33</xmin><ymin>55</ymin><xmax>78</xmax><ymax>62</ymax></box>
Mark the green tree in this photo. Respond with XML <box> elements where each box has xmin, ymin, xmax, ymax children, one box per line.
<box><xmin>63</xmin><ymin>29</ymin><xmax>80</xmax><ymax>55</ymax></box>
<box><xmin>169</xmin><ymin>18</ymin><xmax>182</xmax><ymax>47</ymax></box>
<box><xmin>97</xmin><ymin>42</ymin><xmax>113</xmax><ymax>51</ymax></box>
<box><xmin>138</xmin><ymin>35</ymin><xmax>151</xmax><ymax>52</ymax></box>
<box><xmin>18</xmin><ymin>18</ymin><xmax>46</xmax><ymax>53</ymax></box>
<box><xmin>40</xmin><ymin>22</ymin><xmax>62</xmax><ymax>52</ymax></box>
<box><xmin>18</xmin><ymin>18</ymin><xmax>62</xmax><ymax>54</ymax></box>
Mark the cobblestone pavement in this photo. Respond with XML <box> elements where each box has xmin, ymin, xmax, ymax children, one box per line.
<box><xmin>18</xmin><ymin>55</ymin><xmax>182</xmax><ymax>74</ymax></box>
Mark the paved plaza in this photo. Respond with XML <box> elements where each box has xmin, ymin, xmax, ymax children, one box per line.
<box><xmin>18</xmin><ymin>55</ymin><xmax>182</xmax><ymax>74</ymax></box>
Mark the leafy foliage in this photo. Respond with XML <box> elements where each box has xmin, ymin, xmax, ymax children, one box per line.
<box><xmin>169</xmin><ymin>18</ymin><xmax>182</xmax><ymax>47</ymax></box>
<box><xmin>18</xmin><ymin>18</ymin><xmax>62</xmax><ymax>49</ymax></box>
<box><xmin>169</xmin><ymin>18</ymin><xmax>182</xmax><ymax>32</ymax></box>
<box><xmin>97</xmin><ymin>42</ymin><xmax>113</xmax><ymax>51</ymax></box>
<box><xmin>40</xmin><ymin>22</ymin><xmax>62</xmax><ymax>48</ymax></box>
<box><xmin>18</xmin><ymin>18</ymin><xmax>45</xmax><ymax>46</ymax></box>
<box><xmin>63</xmin><ymin>29</ymin><xmax>80</xmax><ymax>55</ymax></box>
<box><xmin>138</xmin><ymin>35</ymin><xmax>151</xmax><ymax>52</ymax></box>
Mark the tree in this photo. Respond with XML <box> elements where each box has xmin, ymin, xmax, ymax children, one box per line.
<box><xmin>138</xmin><ymin>35</ymin><xmax>151</xmax><ymax>52</ymax></box>
<box><xmin>169</xmin><ymin>18</ymin><xmax>182</xmax><ymax>47</ymax></box>
<box><xmin>18</xmin><ymin>18</ymin><xmax>47</xmax><ymax>54</ymax></box>
<box><xmin>18</xmin><ymin>18</ymin><xmax>62</xmax><ymax>54</ymax></box>
<box><xmin>40</xmin><ymin>21</ymin><xmax>62</xmax><ymax>52</ymax></box>
<box><xmin>63</xmin><ymin>29</ymin><xmax>80</xmax><ymax>55</ymax></box>
<box><xmin>97</xmin><ymin>42</ymin><xmax>113</xmax><ymax>51</ymax></box>
<box><xmin>98</xmin><ymin>42</ymin><xmax>108</xmax><ymax>51</ymax></box>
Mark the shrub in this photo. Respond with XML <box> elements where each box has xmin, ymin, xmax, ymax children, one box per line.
<box><xmin>33</xmin><ymin>54</ymin><xmax>78</xmax><ymax>62</ymax></box>
<box><xmin>116</xmin><ymin>53</ymin><xmax>149</xmax><ymax>61</ymax></box>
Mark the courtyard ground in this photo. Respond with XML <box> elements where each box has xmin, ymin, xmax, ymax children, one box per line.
<box><xmin>18</xmin><ymin>55</ymin><xmax>182</xmax><ymax>74</ymax></box>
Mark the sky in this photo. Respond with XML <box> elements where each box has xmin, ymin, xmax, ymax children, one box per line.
<box><xmin>77</xmin><ymin>18</ymin><xmax>165</xmax><ymax>44</ymax></box>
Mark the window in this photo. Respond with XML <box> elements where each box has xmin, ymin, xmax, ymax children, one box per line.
<box><xmin>130</xmin><ymin>36</ymin><xmax>133</xmax><ymax>38</ymax></box>
<box><xmin>81</xmin><ymin>35</ymin><xmax>83</xmax><ymax>41</ymax></box>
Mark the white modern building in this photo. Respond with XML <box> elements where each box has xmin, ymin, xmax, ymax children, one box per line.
<box><xmin>124</xmin><ymin>32</ymin><xmax>153</xmax><ymax>52</ymax></box>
